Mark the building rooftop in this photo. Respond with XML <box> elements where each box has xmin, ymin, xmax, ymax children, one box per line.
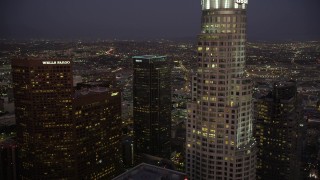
<box><xmin>0</xmin><ymin>114</ymin><xmax>15</xmax><ymax>127</ymax></box>
<box><xmin>201</xmin><ymin>0</ymin><xmax>247</xmax><ymax>10</ymax></box>
<box><xmin>113</xmin><ymin>163</ymin><xmax>187</xmax><ymax>180</ymax></box>
<box><xmin>274</xmin><ymin>81</ymin><xmax>296</xmax><ymax>88</ymax></box>
<box><xmin>74</xmin><ymin>87</ymin><xmax>109</xmax><ymax>97</ymax></box>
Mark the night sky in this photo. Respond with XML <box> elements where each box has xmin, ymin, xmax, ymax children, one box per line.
<box><xmin>1</xmin><ymin>0</ymin><xmax>320</xmax><ymax>41</ymax></box>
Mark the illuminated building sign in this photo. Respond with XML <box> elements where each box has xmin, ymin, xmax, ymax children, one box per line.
<box><xmin>42</xmin><ymin>61</ymin><xmax>71</xmax><ymax>65</ymax></box>
<box><xmin>111</xmin><ymin>92</ymin><xmax>119</xmax><ymax>96</ymax></box>
<box><xmin>236</xmin><ymin>0</ymin><xmax>248</xmax><ymax>4</ymax></box>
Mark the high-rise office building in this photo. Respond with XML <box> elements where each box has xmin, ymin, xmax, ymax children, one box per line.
<box><xmin>73</xmin><ymin>86</ymin><xmax>123</xmax><ymax>179</ymax></box>
<box><xmin>255</xmin><ymin>81</ymin><xmax>304</xmax><ymax>180</ymax></box>
<box><xmin>186</xmin><ymin>1</ymin><xmax>256</xmax><ymax>179</ymax></box>
<box><xmin>132</xmin><ymin>55</ymin><xmax>172</xmax><ymax>163</ymax></box>
<box><xmin>12</xmin><ymin>58</ymin><xmax>74</xmax><ymax>179</ymax></box>
<box><xmin>12</xmin><ymin>58</ymin><xmax>123</xmax><ymax>179</ymax></box>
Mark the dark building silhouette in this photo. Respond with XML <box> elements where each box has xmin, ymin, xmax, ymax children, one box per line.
<box><xmin>12</xmin><ymin>58</ymin><xmax>123</xmax><ymax>179</ymax></box>
<box><xmin>122</xmin><ymin>137</ymin><xmax>134</xmax><ymax>169</ymax></box>
<box><xmin>0</xmin><ymin>139</ymin><xmax>17</xmax><ymax>180</ymax></box>
<box><xmin>0</xmin><ymin>98</ymin><xmax>4</xmax><ymax>114</ymax></box>
<box><xmin>255</xmin><ymin>81</ymin><xmax>305</xmax><ymax>180</ymax></box>
<box><xmin>132</xmin><ymin>55</ymin><xmax>172</xmax><ymax>163</ymax></box>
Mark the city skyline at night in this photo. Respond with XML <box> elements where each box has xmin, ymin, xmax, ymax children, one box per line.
<box><xmin>1</xmin><ymin>0</ymin><xmax>320</xmax><ymax>180</ymax></box>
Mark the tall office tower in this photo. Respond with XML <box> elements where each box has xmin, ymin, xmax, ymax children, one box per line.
<box><xmin>12</xmin><ymin>58</ymin><xmax>74</xmax><ymax>179</ymax></box>
<box><xmin>255</xmin><ymin>82</ymin><xmax>304</xmax><ymax>180</ymax></box>
<box><xmin>73</xmin><ymin>86</ymin><xmax>123</xmax><ymax>179</ymax></box>
<box><xmin>132</xmin><ymin>55</ymin><xmax>172</xmax><ymax>163</ymax></box>
<box><xmin>12</xmin><ymin>59</ymin><xmax>124</xmax><ymax>179</ymax></box>
<box><xmin>186</xmin><ymin>1</ymin><xmax>256</xmax><ymax>179</ymax></box>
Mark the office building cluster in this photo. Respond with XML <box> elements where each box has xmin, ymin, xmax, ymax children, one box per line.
<box><xmin>0</xmin><ymin>0</ymin><xmax>318</xmax><ymax>180</ymax></box>
<box><xmin>10</xmin><ymin>59</ymin><xmax>122</xmax><ymax>179</ymax></box>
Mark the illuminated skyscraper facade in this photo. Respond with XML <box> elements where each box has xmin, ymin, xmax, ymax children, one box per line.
<box><xmin>186</xmin><ymin>1</ymin><xmax>256</xmax><ymax>179</ymax></box>
<box><xmin>255</xmin><ymin>82</ymin><xmax>304</xmax><ymax>180</ymax></box>
<box><xmin>12</xmin><ymin>58</ymin><xmax>74</xmax><ymax>179</ymax></box>
<box><xmin>73</xmin><ymin>87</ymin><xmax>123</xmax><ymax>179</ymax></box>
<box><xmin>12</xmin><ymin>58</ymin><xmax>123</xmax><ymax>179</ymax></box>
<box><xmin>133</xmin><ymin>55</ymin><xmax>171</xmax><ymax>162</ymax></box>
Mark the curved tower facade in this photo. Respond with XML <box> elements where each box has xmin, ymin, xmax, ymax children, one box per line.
<box><xmin>186</xmin><ymin>0</ymin><xmax>256</xmax><ymax>179</ymax></box>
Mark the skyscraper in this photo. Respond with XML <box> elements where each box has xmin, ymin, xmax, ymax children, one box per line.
<box><xmin>186</xmin><ymin>1</ymin><xmax>256</xmax><ymax>179</ymax></box>
<box><xmin>132</xmin><ymin>55</ymin><xmax>172</xmax><ymax>163</ymax></box>
<box><xmin>12</xmin><ymin>58</ymin><xmax>74</xmax><ymax>179</ymax></box>
<box><xmin>255</xmin><ymin>81</ymin><xmax>304</xmax><ymax>180</ymax></box>
<box><xmin>73</xmin><ymin>86</ymin><xmax>123</xmax><ymax>179</ymax></box>
<box><xmin>12</xmin><ymin>58</ymin><xmax>123</xmax><ymax>179</ymax></box>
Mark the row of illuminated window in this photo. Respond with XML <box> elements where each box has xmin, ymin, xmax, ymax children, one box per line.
<box><xmin>202</xmin><ymin>16</ymin><xmax>246</xmax><ymax>24</ymax></box>
<box><xmin>203</xmin><ymin>23</ymin><xmax>246</xmax><ymax>30</ymax></box>
<box><xmin>200</xmin><ymin>58</ymin><xmax>245</xmax><ymax>64</ymax></box>
<box><xmin>201</xmin><ymin>34</ymin><xmax>246</xmax><ymax>40</ymax></box>
<box><xmin>199</xmin><ymin>52</ymin><xmax>245</xmax><ymax>58</ymax></box>
<box><xmin>202</xmin><ymin>29</ymin><xmax>246</xmax><ymax>34</ymax></box>
<box><xmin>199</xmin><ymin>41</ymin><xmax>245</xmax><ymax>46</ymax></box>
<box><xmin>199</xmin><ymin>47</ymin><xmax>245</xmax><ymax>53</ymax></box>
<box><xmin>187</xmin><ymin>127</ymin><xmax>236</xmax><ymax>135</ymax></box>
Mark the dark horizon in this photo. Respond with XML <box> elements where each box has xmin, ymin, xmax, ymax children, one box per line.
<box><xmin>1</xmin><ymin>0</ymin><xmax>320</xmax><ymax>41</ymax></box>
<box><xmin>1</xmin><ymin>36</ymin><xmax>319</xmax><ymax>43</ymax></box>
